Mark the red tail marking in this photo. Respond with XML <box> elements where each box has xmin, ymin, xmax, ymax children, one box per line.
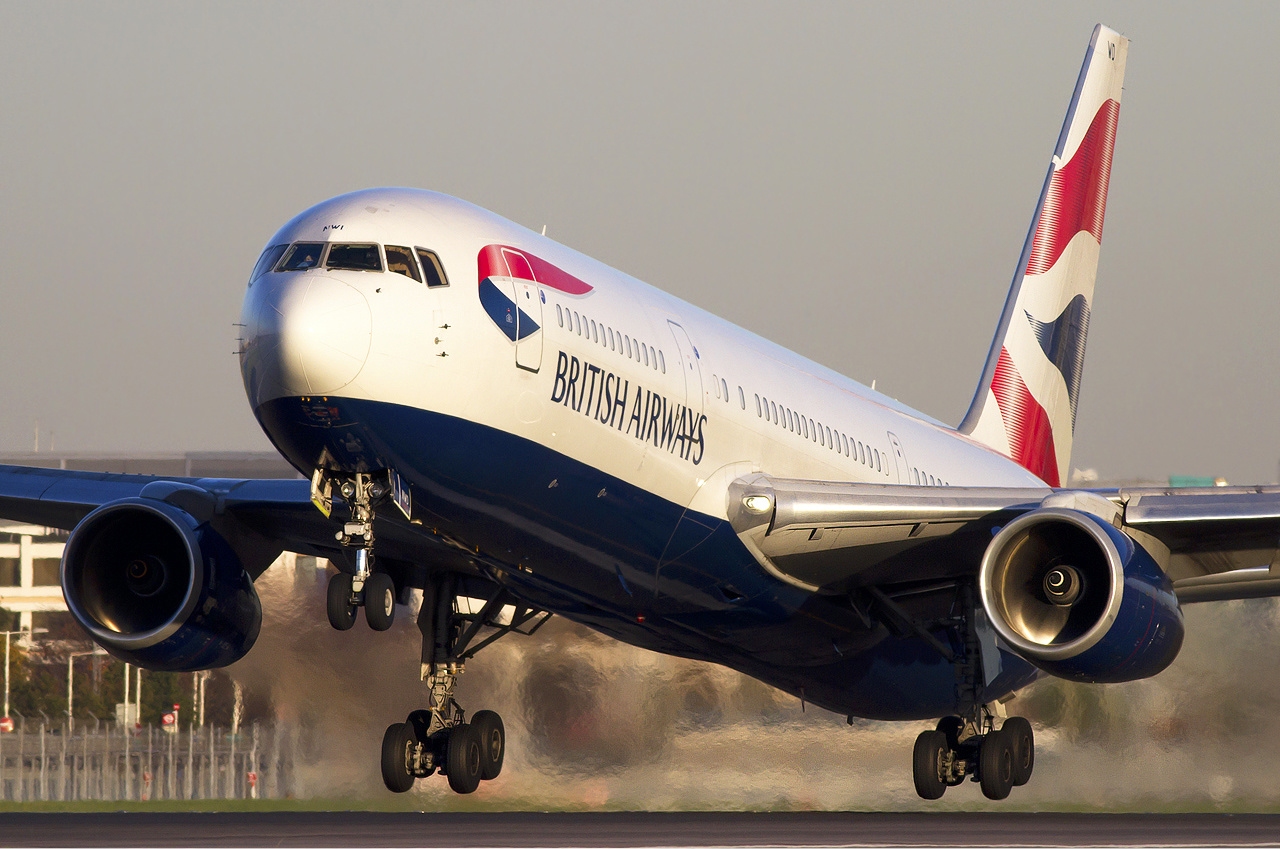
<box><xmin>1025</xmin><ymin>99</ymin><xmax>1120</xmax><ymax>276</ymax></box>
<box><xmin>991</xmin><ymin>347</ymin><xmax>1060</xmax><ymax>486</ymax></box>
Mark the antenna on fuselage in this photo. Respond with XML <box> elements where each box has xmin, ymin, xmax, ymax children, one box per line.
<box><xmin>541</xmin><ymin>225</ymin><xmax>547</xmax><ymax>236</ymax></box>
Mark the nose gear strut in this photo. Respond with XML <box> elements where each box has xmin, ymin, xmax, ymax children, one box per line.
<box><xmin>321</xmin><ymin>471</ymin><xmax>396</xmax><ymax>632</ymax></box>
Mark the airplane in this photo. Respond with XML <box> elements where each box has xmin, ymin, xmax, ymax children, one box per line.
<box><xmin>2</xmin><ymin>22</ymin><xmax>1277</xmax><ymax>801</ymax></box>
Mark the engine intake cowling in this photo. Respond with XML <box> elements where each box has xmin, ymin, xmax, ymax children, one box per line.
<box><xmin>979</xmin><ymin>507</ymin><xmax>1183</xmax><ymax>683</ymax></box>
<box><xmin>61</xmin><ymin>499</ymin><xmax>262</xmax><ymax>671</ymax></box>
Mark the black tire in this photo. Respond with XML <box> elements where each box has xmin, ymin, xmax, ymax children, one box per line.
<box><xmin>912</xmin><ymin>730</ymin><xmax>948</xmax><ymax>800</ymax></box>
<box><xmin>979</xmin><ymin>728</ymin><xmax>1014</xmax><ymax>800</ymax></box>
<box><xmin>380</xmin><ymin>723</ymin><xmax>415</xmax><ymax>793</ymax></box>
<box><xmin>406</xmin><ymin>709</ymin><xmax>434</xmax><ymax>747</ymax></box>
<box><xmin>327</xmin><ymin>572</ymin><xmax>357</xmax><ymax>631</ymax></box>
<box><xmin>471</xmin><ymin>710</ymin><xmax>505</xmax><ymax>780</ymax></box>
<box><xmin>936</xmin><ymin>715</ymin><xmax>964</xmax><ymax>752</ymax></box>
<box><xmin>445</xmin><ymin>723</ymin><xmax>483</xmax><ymax>794</ymax></box>
<box><xmin>1003</xmin><ymin>716</ymin><xmax>1035</xmax><ymax>786</ymax></box>
<box><xmin>364</xmin><ymin>573</ymin><xmax>396</xmax><ymax>631</ymax></box>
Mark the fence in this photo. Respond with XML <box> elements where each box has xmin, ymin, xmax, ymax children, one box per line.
<box><xmin>0</xmin><ymin>719</ymin><xmax>296</xmax><ymax>802</ymax></box>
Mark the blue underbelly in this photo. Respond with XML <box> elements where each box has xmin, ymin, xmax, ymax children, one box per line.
<box><xmin>253</xmin><ymin>395</ymin><xmax>1038</xmax><ymax>720</ymax></box>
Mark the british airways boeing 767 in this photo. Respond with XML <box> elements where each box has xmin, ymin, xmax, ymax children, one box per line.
<box><xmin>2</xmin><ymin>25</ymin><xmax>1276</xmax><ymax>800</ymax></box>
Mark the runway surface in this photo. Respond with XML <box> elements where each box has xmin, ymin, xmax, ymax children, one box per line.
<box><xmin>1</xmin><ymin>811</ymin><xmax>1279</xmax><ymax>848</ymax></box>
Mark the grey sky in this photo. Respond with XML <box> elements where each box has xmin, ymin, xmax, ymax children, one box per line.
<box><xmin>1</xmin><ymin>2</ymin><xmax>1276</xmax><ymax>484</ymax></box>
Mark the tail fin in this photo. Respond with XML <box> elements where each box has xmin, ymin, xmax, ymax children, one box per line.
<box><xmin>958</xmin><ymin>24</ymin><xmax>1128</xmax><ymax>487</ymax></box>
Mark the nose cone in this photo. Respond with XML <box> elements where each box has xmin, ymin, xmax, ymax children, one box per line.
<box><xmin>241</xmin><ymin>274</ymin><xmax>372</xmax><ymax>404</ymax></box>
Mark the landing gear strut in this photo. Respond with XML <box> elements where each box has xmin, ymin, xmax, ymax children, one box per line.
<box><xmin>897</xmin><ymin>583</ymin><xmax>1036</xmax><ymax>801</ymax></box>
<box><xmin>323</xmin><ymin>472</ymin><xmax>396</xmax><ymax>632</ymax></box>
<box><xmin>380</xmin><ymin>573</ymin><xmax>549</xmax><ymax>794</ymax></box>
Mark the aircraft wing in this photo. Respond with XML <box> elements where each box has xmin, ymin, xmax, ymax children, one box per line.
<box><xmin>727</xmin><ymin>474</ymin><xmax>1280</xmax><ymax>604</ymax></box>
<box><xmin>0</xmin><ymin>464</ymin><xmax>329</xmax><ymax>577</ymax></box>
<box><xmin>0</xmin><ymin>463</ymin><xmax>484</xmax><ymax>582</ymax></box>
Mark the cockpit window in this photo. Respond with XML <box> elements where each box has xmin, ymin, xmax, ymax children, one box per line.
<box><xmin>416</xmin><ymin>248</ymin><xmax>449</xmax><ymax>288</ymax></box>
<box><xmin>250</xmin><ymin>244</ymin><xmax>288</xmax><ymax>283</ymax></box>
<box><xmin>385</xmin><ymin>245</ymin><xmax>421</xmax><ymax>282</ymax></box>
<box><xmin>278</xmin><ymin>242</ymin><xmax>325</xmax><ymax>271</ymax></box>
<box><xmin>326</xmin><ymin>243</ymin><xmax>383</xmax><ymax>271</ymax></box>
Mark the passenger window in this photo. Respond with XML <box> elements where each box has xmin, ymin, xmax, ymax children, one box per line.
<box><xmin>608</xmin><ymin>328</ymin><xmax>615</xmax><ymax>350</ymax></box>
<box><xmin>280</xmin><ymin>242</ymin><xmax>325</xmax><ymax>271</ymax></box>
<box><xmin>738</xmin><ymin>386</ymin><xmax>745</xmax><ymax>409</ymax></box>
<box><xmin>416</xmin><ymin>249</ymin><xmax>450</xmax><ymax>287</ymax></box>
<box><xmin>385</xmin><ymin>245</ymin><xmax>421</xmax><ymax>282</ymax></box>
<box><xmin>574</xmin><ymin>312</ymin><xmax>582</xmax><ymax>335</ymax></box>
<box><xmin>590</xmin><ymin>319</ymin><xmax>598</xmax><ymax>343</ymax></box>
<box><xmin>859</xmin><ymin>442</ymin><xmax>866</xmax><ymax>465</ymax></box>
<box><xmin>643</xmin><ymin>345</ymin><xmax>650</xmax><ymax>367</ymax></box>
<box><xmin>557</xmin><ymin>304</ymin><xmax>564</xmax><ymax>327</ymax></box>
<box><xmin>771</xmin><ymin>401</ymin><xmax>777</xmax><ymax>424</ymax></box>
<box><xmin>874</xmin><ymin>449</ymin><xmax>881</xmax><ymax>472</ymax></box>
<box><xmin>251</xmin><ymin>244</ymin><xmax>288</xmax><ymax>283</ymax></box>
<box><xmin>721</xmin><ymin>378</ymin><xmax>729</xmax><ymax>401</ymax></box>
<box><xmin>755</xmin><ymin>394</ymin><xmax>761</xmax><ymax>417</ymax></box>
<box><xmin>659</xmin><ymin>351</ymin><xmax>666</xmax><ymax>373</ymax></box>
<box><xmin>913</xmin><ymin>469</ymin><xmax>920</xmax><ymax>485</ymax></box>
<box><xmin>625</xmin><ymin>336</ymin><xmax>632</xmax><ymax>358</ymax></box>
<box><xmin>326</xmin><ymin>243</ymin><xmax>382</xmax><ymax>271</ymax></box>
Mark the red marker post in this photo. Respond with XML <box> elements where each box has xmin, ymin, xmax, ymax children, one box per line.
<box><xmin>0</xmin><ymin>717</ymin><xmax>13</xmax><ymax>733</ymax></box>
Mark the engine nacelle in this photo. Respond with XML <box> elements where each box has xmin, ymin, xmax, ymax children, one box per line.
<box><xmin>979</xmin><ymin>507</ymin><xmax>1183</xmax><ymax>683</ymax></box>
<box><xmin>60</xmin><ymin>499</ymin><xmax>262</xmax><ymax>671</ymax></box>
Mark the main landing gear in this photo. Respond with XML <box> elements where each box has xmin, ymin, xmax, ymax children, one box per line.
<box><xmin>324</xmin><ymin>473</ymin><xmax>396</xmax><ymax>632</ymax></box>
<box><xmin>314</xmin><ymin>468</ymin><xmax>549</xmax><ymax>793</ymax></box>
<box><xmin>380</xmin><ymin>573</ymin><xmax>550</xmax><ymax>794</ymax></box>
<box><xmin>912</xmin><ymin>709</ymin><xmax>1035</xmax><ymax>801</ymax></box>
<box><xmin>864</xmin><ymin>581</ymin><xmax>1036</xmax><ymax>800</ymax></box>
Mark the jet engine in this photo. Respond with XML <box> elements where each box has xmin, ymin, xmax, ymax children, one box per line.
<box><xmin>978</xmin><ymin>508</ymin><xmax>1183</xmax><ymax>683</ymax></box>
<box><xmin>60</xmin><ymin>498</ymin><xmax>262</xmax><ymax>671</ymax></box>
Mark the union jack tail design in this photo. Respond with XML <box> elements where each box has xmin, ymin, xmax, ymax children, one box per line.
<box><xmin>958</xmin><ymin>24</ymin><xmax>1128</xmax><ymax>487</ymax></box>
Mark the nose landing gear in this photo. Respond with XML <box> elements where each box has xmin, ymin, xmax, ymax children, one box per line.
<box><xmin>321</xmin><ymin>472</ymin><xmax>396</xmax><ymax>632</ymax></box>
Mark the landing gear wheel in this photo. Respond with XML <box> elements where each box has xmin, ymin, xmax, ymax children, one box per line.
<box><xmin>936</xmin><ymin>716</ymin><xmax>964</xmax><ymax>752</ymax></box>
<box><xmin>364</xmin><ymin>572</ymin><xmax>396</xmax><ymax>631</ymax></box>
<box><xmin>471</xmin><ymin>710</ymin><xmax>505</xmax><ymax>780</ymax></box>
<box><xmin>406</xmin><ymin>709</ymin><xmax>434</xmax><ymax>748</ymax></box>
<box><xmin>327</xmin><ymin>572</ymin><xmax>357</xmax><ymax>630</ymax></box>
<box><xmin>912</xmin><ymin>730</ymin><xmax>949</xmax><ymax>800</ymax></box>
<box><xmin>445</xmin><ymin>723</ymin><xmax>483</xmax><ymax>794</ymax></box>
<box><xmin>381</xmin><ymin>722</ymin><xmax>415</xmax><ymax>793</ymax></box>
<box><xmin>979</xmin><ymin>728</ymin><xmax>1014</xmax><ymax>800</ymax></box>
<box><xmin>1003</xmin><ymin>716</ymin><xmax>1034</xmax><ymax>786</ymax></box>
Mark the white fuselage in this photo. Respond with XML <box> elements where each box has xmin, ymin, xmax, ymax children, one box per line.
<box><xmin>242</xmin><ymin>188</ymin><xmax>1043</xmax><ymax>530</ymax></box>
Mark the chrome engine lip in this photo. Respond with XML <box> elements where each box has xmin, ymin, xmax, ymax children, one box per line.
<box><xmin>60</xmin><ymin>499</ymin><xmax>204</xmax><ymax>650</ymax></box>
<box><xmin>978</xmin><ymin>507</ymin><xmax>1125</xmax><ymax>661</ymax></box>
